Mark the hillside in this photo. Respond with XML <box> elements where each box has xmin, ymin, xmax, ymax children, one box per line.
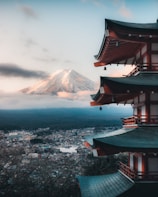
<box><xmin>0</xmin><ymin>107</ymin><xmax>132</xmax><ymax>130</ymax></box>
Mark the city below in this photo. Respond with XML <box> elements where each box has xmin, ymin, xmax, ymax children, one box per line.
<box><xmin>0</xmin><ymin>108</ymin><xmax>130</xmax><ymax>196</ymax></box>
<box><xmin>0</xmin><ymin>126</ymin><xmax>120</xmax><ymax>197</ymax></box>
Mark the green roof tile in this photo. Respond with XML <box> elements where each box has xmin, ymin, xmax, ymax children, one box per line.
<box><xmin>77</xmin><ymin>172</ymin><xmax>134</xmax><ymax>197</ymax></box>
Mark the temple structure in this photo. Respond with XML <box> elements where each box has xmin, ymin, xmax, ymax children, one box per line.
<box><xmin>77</xmin><ymin>19</ymin><xmax>158</xmax><ymax>196</ymax></box>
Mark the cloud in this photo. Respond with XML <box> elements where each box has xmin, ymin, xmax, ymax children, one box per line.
<box><xmin>18</xmin><ymin>4</ymin><xmax>38</xmax><ymax>19</ymax></box>
<box><xmin>57</xmin><ymin>90</ymin><xmax>94</xmax><ymax>100</ymax></box>
<box><xmin>25</xmin><ymin>38</ymin><xmax>38</xmax><ymax>48</ymax></box>
<box><xmin>118</xmin><ymin>2</ymin><xmax>132</xmax><ymax>18</ymax></box>
<box><xmin>23</xmin><ymin>38</ymin><xmax>58</xmax><ymax>64</ymax></box>
<box><xmin>81</xmin><ymin>0</ymin><xmax>106</xmax><ymax>9</ymax></box>
<box><xmin>64</xmin><ymin>60</ymin><xmax>74</xmax><ymax>64</ymax></box>
<box><xmin>0</xmin><ymin>64</ymin><xmax>48</xmax><ymax>79</ymax></box>
<box><xmin>81</xmin><ymin>0</ymin><xmax>132</xmax><ymax>17</ymax></box>
<box><xmin>33</xmin><ymin>57</ymin><xmax>58</xmax><ymax>63</ymax></box>
<box><xmin>90</xmin><ymin>0</ymin><xmax>104</xmax><ymax>7</ymax></box>
<box><xmin>0</xmin><ymin>93</ymin><xmax>90</xmax><ymax>109</ymax></box>
<box><xmin>0</xmin><ymin>88</ymin><xmax>95</xmax><ymax>109</ymax></box>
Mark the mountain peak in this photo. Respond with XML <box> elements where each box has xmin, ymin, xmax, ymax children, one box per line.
<box><xmin>21</xmin><ymin>69</ymin><xmax>96</xmax><ymax>95</ymax></box>
<box><xmin>50</xmin><ymin>68</ymin><xmax>72</xmax><ymax>75</ymax></box>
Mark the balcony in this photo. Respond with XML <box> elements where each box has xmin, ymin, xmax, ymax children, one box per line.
<box><xmin>127</xmin><ymin>63</ymin><xmax>158</xmax><ymax>76</ymax></box>
<box><xmin>123</xmin><ymin>115</ymin><xmax>158</xmax><ymax>127</ymax></box>
<box><xmin>119</xmin><ymin>162</ymin><xmax>158</xmax><ymax>181</ymax></box>
<box><xmin>122</xmin><ymin>116</ymin><xmax>138</xmax><ymax>128</ymax></box>
<box><xmin>119</xmin><ymin>162</ymin><xmax>136</xmax><ymax>179</ymax></box>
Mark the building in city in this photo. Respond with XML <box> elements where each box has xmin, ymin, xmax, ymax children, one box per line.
<box><xmin>77</xmin><ymin>19</ymin><xmax>158</xmax><ymax>197</ymax></box>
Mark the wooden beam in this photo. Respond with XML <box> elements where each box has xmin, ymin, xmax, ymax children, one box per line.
<box><xmin>94</xmin><ymin>62</ymin><xmax>106</xmax><ymax>67</ymax></box>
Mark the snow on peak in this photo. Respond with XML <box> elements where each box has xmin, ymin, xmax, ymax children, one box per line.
<box><xmin>21</xmin><ymin>69</ymin><xmax>96</xmax><ymax>95</ymax></box>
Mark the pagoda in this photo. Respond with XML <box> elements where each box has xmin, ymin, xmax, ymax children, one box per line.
<box><xmin>77</xmin><ymin>19</ymin><xmax>158</xmax><ymax>196</ymax></box>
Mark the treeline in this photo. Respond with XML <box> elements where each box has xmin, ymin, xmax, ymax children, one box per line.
<box><xmin>0</xmin><ymin>108</ymin><xmax>125</xmax><ymax>130</ymax></box>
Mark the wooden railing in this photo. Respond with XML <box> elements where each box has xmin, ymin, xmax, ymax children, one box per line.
<box><xmin>123</xmin><ymin>116</ymin><xmax>137</xmax><ymax>125</ymax></box>
<box><xmin>119</xmin><ymin>162</ymin><xmax>158</xmax><ymax>181</ymax></box>
<box><xmin>122</xmin><ymin>115</ymin><xmax>158</xmax><ymax>126</ymax></box>
<box><xmin>126</xmin><ymin>63</ymin><xmax>158</xmax><ymax>76</ymax></box>
<box><xmin>136</xmin><ymin>172</ymin><xmax>158</xmax><ymax>180</ymax></box>
<box><xmin>119</xmin><ymin>162</ymin><xmax>136</xmax><ymax>179</ymax></box>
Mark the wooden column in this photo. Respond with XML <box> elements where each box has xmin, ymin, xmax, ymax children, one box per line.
<box><xmin>145</xmin><ymin>92</ymin><xmax>150</xmax><ymax>123</ymax></box>
<box><xmin>147</xmin><ymin>42</ymin><xmax>152</xmax><ymax>70</ymax></box>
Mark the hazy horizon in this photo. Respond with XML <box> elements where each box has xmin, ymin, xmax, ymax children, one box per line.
<box><xmin>0</xmin><ymin>106</ymin><xmax>132</xmax><ymax>130</ymax></box>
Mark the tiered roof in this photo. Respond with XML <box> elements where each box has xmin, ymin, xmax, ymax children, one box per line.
<box><xmin>78</xmin><ymin>19</ymin><xmax>158</xmax><ymax>196</ymax></box>
<box><xmin>90</xmin><ymin>18</ymin><xmax>158</xmax><ymax>155</ymax></box>
<box><xmin>93</xmin><ymin>127</ymin><xmax>158</xmax><ymax>155</ymax></box>
<box><xmin>77</xmin><ymin>172</ymin><xmax>134</xmax><ymax>197</ymax></box>
<box><xmin>77</xmin><ymin>171</ymin><xmax>158</xmax><ymax>197</ymax></box>
<box><xmin>91</xmin><ymin>72</ymin><xmax>158</xmax><ymax>105</ymax></box>
<box><xmin>91</xmin><ymin>19</ymin><xmax>158</xmax><ymax>106</ymax></box>
<box><xmin>94</xmin><ymin>19</ymin><xmax>158</xmax><ymax>67</ymax></box>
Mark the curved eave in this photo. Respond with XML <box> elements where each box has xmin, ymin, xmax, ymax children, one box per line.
<box><xmin>95</xmin><ymin>19</ymin><xmax>158</xmax><ymax>66</ymax></box>
<box><xmin>101</xmin><ymin>74</ymin><xmax>158</xmax><ymax>90</ymax></box>
<box><xmin>94</xmin><ymin>140</ymin><xmax>158</xmax><ymax>155</ymax></box>
<box><xmin>107</xmin><ymin>19</ymin><xmax>158</xmax><ymax>38</ymax></box>
<box><xmin>107</xmin><ymin>19</ymin><xmax>158</xmax><ymax>29</ymax></box>
<box><xmin>91</xmin><ymin>74</ymin><xmax>158</xmax><ymax>105</ymax></box>
<box><xmin>93</xmin><ymin>127</ymin><xmax>158</xmax><ymax>154</ymax></box>
<box><xmin>77</xmin><ymin>172</ymin><xmax>134</xmax><ymax>197</ymax></box>
<box><xmin>100</xmin><ymin>77</ymin><xmax>158</xmax><ymax>94</ymax></box>
<box><xmin>90</xmin><ymin>93</ymin><xmax>136</xmax><ymax>106</ymax></box>
<box><xmin>94</xmin><ymin>38</ymin><xmax>143</xmax><ymax>67</ymax></box>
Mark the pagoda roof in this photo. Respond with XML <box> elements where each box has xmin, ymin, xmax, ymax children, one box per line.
<box><xmin>95</xmin><ymin>19</ymin><xmax>158</xmax><ymax>66</ymax></box>
<box><xmin>77</xmin><ymin>171</ymin><xmax>134</xmax><ymax>197</ymax></box>
<box><xmin>105</xmin><ymin>19</ymin><xmax>158</xmax><ymax>30</ymax></box>
<box><xmin>85</xmin><ymin>127</ymin><xmax>128</xmax><ymax>146</ymax></box>
<box><xmin>100</xmin><ymin>72</ymin><xmax>158</xmax><ymax>87</ymax></box>
<box><xmin>91</xmin><ymin>73</ymin><xmax>158</xmax><ymax>105</ymax></box>
<box><xmin>93</xmin><ymin>127</ymin><xmax>158</xmax><ymax>154</ymax></box>
<box><xmin>77</xmin><ymin>172</ymin><xmax>158</xmax><ymax>197</ymax></box>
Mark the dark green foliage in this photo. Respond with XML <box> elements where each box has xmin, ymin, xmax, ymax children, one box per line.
<box><xmin>30</xmin><ymin>138</ymin><xmax>44</xmax><ymax>144</ymax></box>
<box><xmin>0</xmin><ymin>107</ymin><xmax>131</xmax><ymax>130</ymax></box>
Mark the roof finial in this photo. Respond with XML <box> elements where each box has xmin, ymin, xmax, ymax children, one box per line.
<box><xmin>157</xmin><ymin>18</ymin><xmax>158</xmax><ymax>23</ymax></box>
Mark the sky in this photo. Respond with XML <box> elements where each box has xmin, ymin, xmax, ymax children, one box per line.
<box><xmin>0</xmin><ymin>0</ymin><xmax>158</xmax><ymax>109</ymax></box>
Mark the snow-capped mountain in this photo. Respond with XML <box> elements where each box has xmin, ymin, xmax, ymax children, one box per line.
<box><xmin>21</xmin><ymin>69</ymin><xmax>96</xmax><ymax>95</ymax></box>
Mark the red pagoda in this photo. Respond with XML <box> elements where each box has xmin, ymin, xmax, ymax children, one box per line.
<box><xmin>77</xmin><ymin>19</ymin><xmax>158</xmax><ymax>196</ymax></box>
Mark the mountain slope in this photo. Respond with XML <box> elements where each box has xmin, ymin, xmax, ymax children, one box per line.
<box><xmin>21</xmin><ymin>69</ymin><xmax>96</xmax><ymax>95</ymax></box>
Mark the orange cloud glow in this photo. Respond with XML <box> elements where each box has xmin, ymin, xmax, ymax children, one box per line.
<box><xmin>119</xmin><ymin>3</ymin><xmax>132</xmax><ymax>18</ymax></box>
